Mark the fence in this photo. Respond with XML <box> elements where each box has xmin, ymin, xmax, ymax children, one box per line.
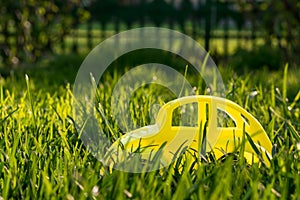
<box><xmin>0</xmin><ymin>0</ymin><xmax>267</xmax><ymax>67</ymax></box>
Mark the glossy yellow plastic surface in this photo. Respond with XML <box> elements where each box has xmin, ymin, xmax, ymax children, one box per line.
<box><xmin>108</xmin><ymin>95</ymin><xmax>272</xmax><ymax>167</ymax></box>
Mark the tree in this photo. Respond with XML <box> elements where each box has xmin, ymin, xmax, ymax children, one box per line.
<box><xmin>0</xmin><ymin>0</ymin><xmax>88</xmax><ymax>68</ymax></box>
<box><xmin>237</xmin><ymin>0</ymin><xmax>300</xmax><ymax>66</ymax></box>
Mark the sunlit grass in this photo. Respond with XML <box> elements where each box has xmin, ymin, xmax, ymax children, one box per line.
<box><xmin>0</xmin><ymin>61</ymin><xmax>299</xmax><ymax>199</ymax></box>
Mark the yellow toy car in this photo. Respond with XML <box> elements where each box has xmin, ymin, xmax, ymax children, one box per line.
<box><xmin>105</xmin><ymin>95</ymin><xmax>272</xmax><ymax>169</ymax></box>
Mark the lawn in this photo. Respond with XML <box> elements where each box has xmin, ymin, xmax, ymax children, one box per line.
<box><xmin>53</xmin><ymin>23</ymin><xmax>263</xmax><ymax>56</ymax></box>
<box><xmin>0</xmin><ymin>54</ymin><xmax>299</xmax><ymax>199</ymax></box>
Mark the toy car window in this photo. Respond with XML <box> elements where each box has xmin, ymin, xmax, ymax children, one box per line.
<box><xmin>172</xmin><ymin>102</ymin><xmax>198</xmax><ymax>127</ymax></box>
<box><xmin>217</xmin><ymin>109</ymin><xmax>236</xmax><ymax>127</ymax></box>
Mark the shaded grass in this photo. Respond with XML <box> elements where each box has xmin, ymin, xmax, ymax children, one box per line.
<box><xmin>0</xmin><ymin>58</ymin><xmax>299</xmax><ymax>199</ymax></box>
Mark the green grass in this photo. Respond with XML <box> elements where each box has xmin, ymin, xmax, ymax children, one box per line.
<box><xmin>0</xmin><ymin>57</ymin><xmax>300</xmax><ymax>199</ymax></box>
<box><xmin>52</xmin><ymin>23</ymin><xmax>265</xmax><ymax>56</ymax></box>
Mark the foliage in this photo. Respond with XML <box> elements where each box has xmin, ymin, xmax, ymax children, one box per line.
<box><xmin>0</xmin><ymin>0</ymin><xmax>89</xmax><ymax>67</ymax></box>
<box><xmin>237</xmin><ymin>0</ymin><xmax>300</xmax><ymax>66</ymax></box>
<box><xmin>263</xmin><ymin>0</ymin><xmax>300</xmax><ymax>64</ymax></box>
<box><xmin>229</xmin><ymin>44</ymin><xmax>284</xmax><ymax>72</ymax></box>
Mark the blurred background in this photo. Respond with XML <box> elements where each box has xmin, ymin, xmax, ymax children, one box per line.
<box><xmin>0</xmin><ymin>0</ymin><xmax>299</xmax><ymax>71</ymax></box>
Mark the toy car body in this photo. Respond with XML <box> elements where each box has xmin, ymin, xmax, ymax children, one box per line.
<box><xmin>106</xmin><ymin>95</ymin><xmax>272</xmax><ymax>167</ymax></box>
